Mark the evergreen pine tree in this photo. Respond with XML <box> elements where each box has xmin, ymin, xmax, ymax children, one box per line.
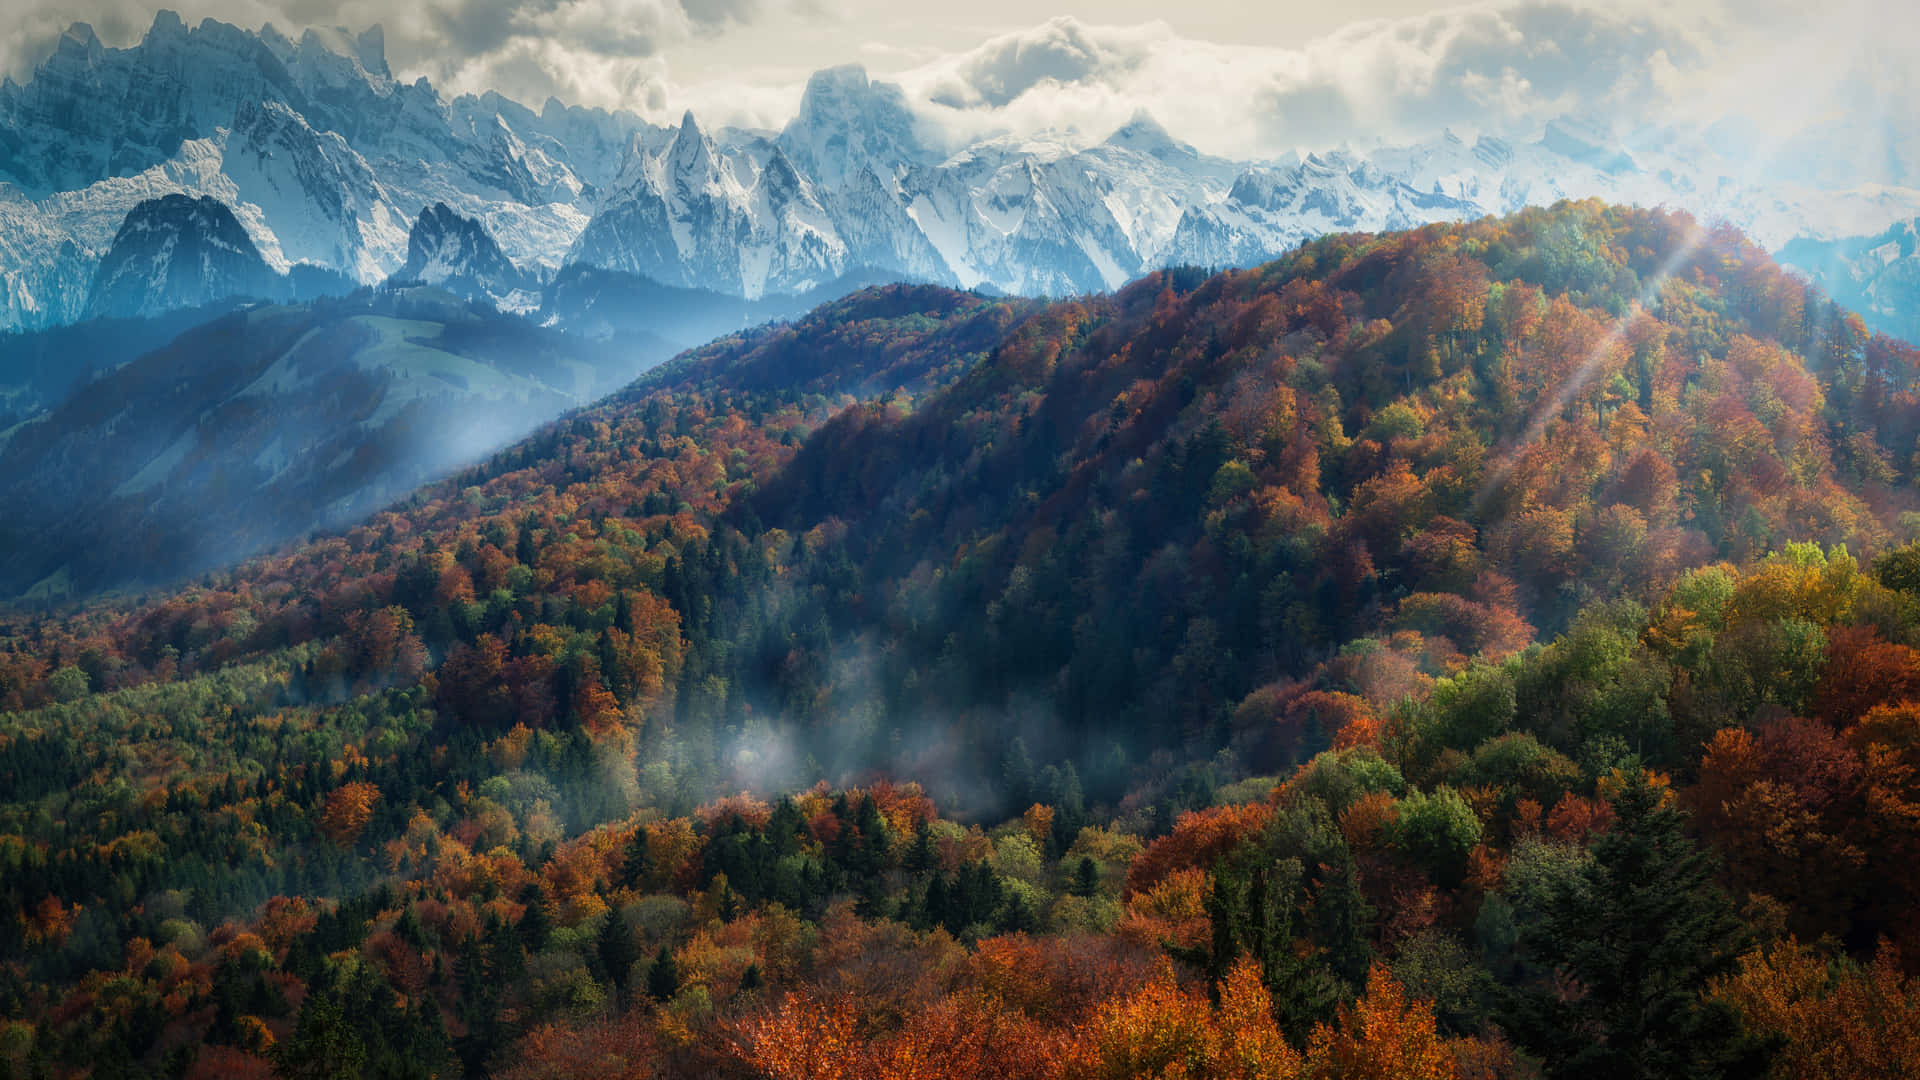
<box><xmin>406</xmin><ymin>1000</ymin><xmax>458</xmax><ymax>1080</ymax></box>
<box><xmin>853</xmin><ymin>797</ymin><xmax>890</xmax><ymax>877</ymax></box>
<box><xmin>596</xmin><ymin>911</ymin><xmax>640</xmax><ymax>1001</ymax></box>
<box><xmin>905</xmin><ymin>821</ymin><xmax>935</xmax><ymax>875</ymax></box>
<box><xmin>515</xmin><ymin>518</ymin><xmax>538</xmax><ymax>566</ymax></box>
<box><xmin>518</xmin><ymin>885</ymin><xmax>552</xmax><ymax>952</ymax></box>
<box><xmin>1072</xmin><ymin>855</ymin><xmax>1100</xmax><ymax>898</ymax></box>
<box><xmin>1187</xmin><ymin>846</ymin><xmax>1339</xmax><ymax>1043</ymax></box>
<box><xmin>455</xmin><ymin>934</ymin><xmax>491</xmax><ymax>1021</ymax></box>
<box><xmin>854</xmin><ymin>871</ymin><xmax>891</xmax><ymax>920</ymax></box>
<box><xmin>25</xmin><ymin>1022</ymin><xmax>50</xmax><ymax>1080</ymax></box>
<box><xmin>647</xmin><ymin>945</ymin><xmax>681</xmax><ymax>1003</ymax></box>
<box><xmin>394</xmin><ymin>905</ymin><xmax>427</xmax><ymax>950</ymax></box>
<box><xmin>1506</xmin><ymin>770</ymin><xmax>1771</xmax><ymax>1079</ymax></box>
<box><xmin>620</xmin><ymin>827</ymin><xmax>653</xmax><ymax>890</ymax></box>
<box><xmin>484</xmin><ymin>913</ymin><xmax>525</xmax><ymax>985</ymax></box>
<box><xmin>1002</xmin><ymin>739</ymin><xmax>1036</xmax><ymax>811</ymax></box>
<box><xmin>274</xmin><ymin>995</ymin><xmax>366</xmax><ymax>1080</ymax></box>
<box><xmin>918</xmin><ymin>871</ymin><xmax>950</xmax><ymax>933</ymax></box>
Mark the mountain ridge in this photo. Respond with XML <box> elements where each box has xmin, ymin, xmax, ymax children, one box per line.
<box><xmin>3</xmin><ymin>203</ymin><xmax>1920</xmax><ymax>1079</ymax></box>
<box><xmin>389</xmin><ymin>201</ymin><xmax>540</xmax><ymax>308</ymax></box>
<box><xmin>0</xmin><ymin>288</ymin><xmax>678</xmax><ymax>599</ymax></box>
<box><xmin>83</xmin><ymin>193</ymin><xmax>283</xmax><ymax>319</ymax></box>
<box><xmin>2</xmin><ymin>12</ymin><xmax>1915</xmax><ymax>333</ymax></box>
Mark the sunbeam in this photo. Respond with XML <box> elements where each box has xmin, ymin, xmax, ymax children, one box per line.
<box><xmin>1472</xmin><ymin>0</ymin><xmax>1885</xmax><ymax>516</ymax></box>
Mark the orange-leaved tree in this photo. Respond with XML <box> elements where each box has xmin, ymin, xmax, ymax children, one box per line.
<box><xmin>318</xmin><ymin>782</ymin><xmax>381</xmax><ymax>846</ymax></box>
<box><xmin>1303</xmin><ymin>963</ymin><xmax>1457</xmax><ymax>1080</ymax></box>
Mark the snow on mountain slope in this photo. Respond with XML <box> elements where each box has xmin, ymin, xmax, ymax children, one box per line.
<box><xmin>2</xmin><ymin>15</ymin><xmax>1919</xmax><ymax>331</ymax></box>
<box><xmin>744</xmin><ymin>149</ymin><xmax>847</xmax><ymax>295</ymax></box>
<box><xmin>0</xmin><ymin>18</ymin><xmax>290</xmax><ymax>195</ymax></box>
<box><xmin>83</xmin><ymin>193</ymin><xmax>280</xmax><ymax>319</ymax></box>
<box><xmin>391</xmin><ymin>202</ymin><xmax>539</xmax><ymax>310</ymax></box>
<box><xmin>221</xmin><ymin>100</ymin><xmax>408</xmax><ymax>280</ymax></box>
<box><xmin>449</xmin><ymin>92</ymin><xmax>653</xmax><ymax>198</ymax></box>
<box><xmin>777</xmin><ymin>65</ymin><xmax>939</xmax><ymax>190</ymax></box>
<box><xmin>0</xmin><ymin>12</ymin><xmax>616</xmax><ymax>330</ymax></box>
<box><xmin>1779</xmin><ymin>218</ymin><xmax>1920</xmax><ymax>343</ymax></box>
<box><xmin>0</xmin><ymin>193</ymin><xmax>94</xmax><ymax>330</ymax></box>
<box><xmin>827</xmin><ymin>166</ymin><xmax>951</xmax><ymax>285</ymax></box>
<box><xmin>568</xmin><ymin>111</ymin><xmax>858</xmax><ymax>298</ymax></box>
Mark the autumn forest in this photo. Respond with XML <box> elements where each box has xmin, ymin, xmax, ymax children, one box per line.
<box><xmin>7</xmin><ymin>200</ymin><xmax>1920</xmax><ymax>1079</ymax></box>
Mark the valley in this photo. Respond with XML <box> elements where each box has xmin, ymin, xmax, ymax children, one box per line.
<box><xmin>2</xmin><ymin>5</ymin><xmax>1920</xmax><ymax>1077</ymax></box>
<box><xmin>1</xmin><ymin>203</ymin><xmax>1918</xmax><ymax>1078</ymax></box>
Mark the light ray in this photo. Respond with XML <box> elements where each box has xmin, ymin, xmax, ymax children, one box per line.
<box><xmin>1470</xmin><ymin>0</ymin><xmax>1877</xmax><ymax>516</ymax></box>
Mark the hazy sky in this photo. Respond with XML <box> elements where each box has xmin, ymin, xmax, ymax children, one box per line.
<box><xmin>3</xmin><ymin>0</ymin><xmax>1914</xmax><ymax>176</ymax></box>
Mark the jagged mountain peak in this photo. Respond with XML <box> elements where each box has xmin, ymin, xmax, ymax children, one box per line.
<box><xmin>779</xmin><ymin>63</ymin><xmax>928</xmax><ymax>189</ymax></box>
<box><xmin>803</xmin><ymin>64</ymin><xmax>872</xmax><ymax>94</ymax></box>
<box><xmin>83</xmin><ymin>193</ymin><xmax>279</xmax><ymax>320</ymax></box>
<box><xmin>392</xmin><ymin>201</ymin><xmax>536</xmax><ymax>308</ymax></box>
<box><xmin>1104</xmin><ymin>109</ymin><xmax>1185</xmax><ymax>155</ymax></box>
<box><xmin>1539</xmin><ymin>115</ymin><xmax>1637</xmax><ymax>175</ymax></box>
<box><xmin>355</xmin><ymin>25</ymin><xmax>388</xmax><ymax>77</ymax></box>
<box><xmin>56</xmin><ymin>22</ymin><xmax>105</xmax><ymax>61</ymax></box>
<box><xmin>412</xmin><ymin>201</ymin><xmax>472</xmax><ymax>237</ymax></box>
<box><xmin>758</xmin><ymin>147</ymin><xmax>807</xmax><ymax>197</ymax></box>
<box><xmin>1473</xmin><ymin>134</ymin><xmax>1515</xmax><ymax>168</ymax></box>
<box><xmin>291</xmin><ymin>24</ymin><xmax>394</xmax><ymax>93</ymax></box>
<box><xmin>790</xmin><ymin>64</ymin><xmax>913</xmax><ymax>132</ymax></box>
<box><xmin>670</xmin><ymin>111</ymin><xmax>709</xmax><ymax>161</ymax></box>
<box><xmin>145</xmin><ymin>10</ymin><xmax>189</xmax><ymax>42</ymax></box>
<box><xmin>257</xmin><ymin>21</ymin><xmax>294</xmax><ymax>60</ymax></box>
<box><xmin>667</xmin><ymin>110</ymin><xmax>724</xmax><ymax>192</ymax></box>
<box><xmin>112</xmin><ymin>192</ymin><xmax>242</xmax><ymax>235</ymax></box>
<box><xmin>0</xmin><ymin>16</ymin><xmax>1908</xmax><ymax>334</ymax></box>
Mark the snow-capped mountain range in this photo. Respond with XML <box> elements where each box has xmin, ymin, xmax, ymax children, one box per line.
<box><xmin>5</xmin><ymin>11</ymin><xmax>1920</xmax><ymax>333</ymax></box>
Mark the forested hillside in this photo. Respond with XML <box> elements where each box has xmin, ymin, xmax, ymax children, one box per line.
<box><xmin>5</xmin><ymin>200</ymin><xmax>1920</xmax><ymax>1079</ymax></box>
<box><xmin>0</xmin><ymin>288</ymin><xmax>676</xmax><ymax>600</ymax></box>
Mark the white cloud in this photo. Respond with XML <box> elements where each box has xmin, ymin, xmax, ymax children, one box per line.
<box><xmin>439</xmin><ymin>35</ymin><xmax>674</xmax><ymax>111</ymax></box>
<box><xmin>0</xmin><ymin>0</ymin><xmax>1912</xmax><ymax>185</ymax></box>
<box><xmin>0</xmin><ymin>0</ymin><xmax>809</xmax><ymax>116</ymax></box>
<box><xmin>891</xmin><ymin>5</ymin><xmax>1701</xmax><ymax>159</ymax></box>
<box><xmin>870</xmin><ymin>0</ymin><xmax>1918</xmax><ymax>190</ymax></box>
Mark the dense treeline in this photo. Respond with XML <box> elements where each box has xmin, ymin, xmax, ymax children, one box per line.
<box><xmin>4</xmin><ymin>201</ymin><xmax>1920</xmax><ymax>1078</ymax></box>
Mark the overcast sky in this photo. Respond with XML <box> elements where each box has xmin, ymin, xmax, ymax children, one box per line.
<box><xmin>3</xmin><ymin>0</ymin><xmax>1914</xmax><ymax>178</ymax></box>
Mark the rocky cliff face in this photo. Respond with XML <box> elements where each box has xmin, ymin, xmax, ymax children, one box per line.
<box><xmin>391</xmin><ymin>202</ymin><xmax>538</xmax><ymax>308</ymax></box>
<box><xmin>1778</xmin><ymin>219</ymin><xmax>1920</xmax><ymax>344</ymax></box>
<box><xmin>0</xmin><ymin>13</ymin><xmax>1914</xmax><ymax>332</ymax></box>
<box><xmin>0</xmin><ymin>13</ymin><xmax>623</xmax><ymax>330</ymax></box>
<box><xmin>83</xmin><ymin>194</ymin><xmax>280</xmax><ymax>320</ymax></box>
